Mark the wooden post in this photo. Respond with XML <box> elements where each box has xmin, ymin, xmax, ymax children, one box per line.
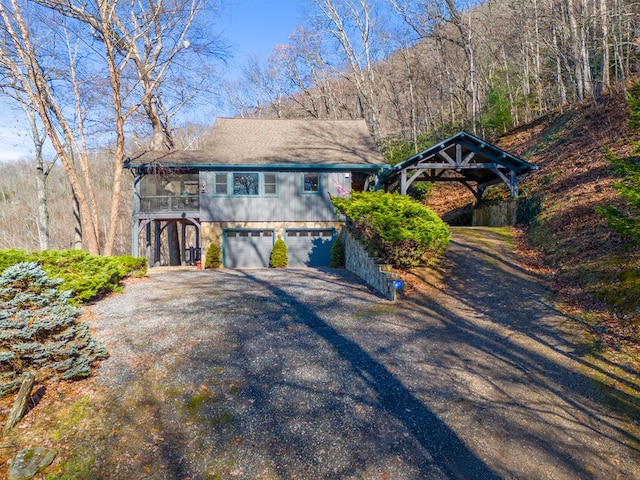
<box><xmin>3</xmin><ymin>372</ymin><xmax>35</xmax><ymax>435</ymax></box>
<box><xmin>154</xmin><ymin>220</ymin><xmax>161</xmax><ymax>266</ymax></box>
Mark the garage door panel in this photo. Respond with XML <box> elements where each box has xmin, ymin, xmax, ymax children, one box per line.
<box><xmin>286</xmin><ymin>229</ymin><xmax>334</xmax><ymax>267</ymax></box>
<box><xmin>225</xmin><ymin>230</ymin><xmax>273</xmax><ymax>268</ymax></box>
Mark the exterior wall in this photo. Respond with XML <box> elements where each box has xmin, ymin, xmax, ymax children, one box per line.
<box><xmin>199</xmin><ymin>171</ymin><xmax>351</xmax><ymax>223</ymax></box>
<box><xmin>342</xmin><ymin>229</ymin><xmax>400</xmax><ymax>301</ymax></box>
<box><xmin>201</xmin><ymin>220</ymin><xmax>344</xmax><ymax>267</ymax></box>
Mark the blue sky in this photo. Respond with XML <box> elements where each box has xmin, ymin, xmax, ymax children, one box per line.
<box><xmin>0</xmin><ymin>0</ymin><xmax>308</xmax><ymax>161</ymax></box>
<box><xmin>224</xmin><ymin>0</ymin><xmax>307</xmax><ymax>68</ymax></box>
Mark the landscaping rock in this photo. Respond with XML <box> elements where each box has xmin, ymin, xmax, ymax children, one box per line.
<box><xmin>8</xmin><ymin>447</ymin><xmax>56</xmax><ymax>480</ymax></box>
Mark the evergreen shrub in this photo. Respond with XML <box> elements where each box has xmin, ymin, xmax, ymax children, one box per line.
<box><xmin>627</xmin><ymin>81</ymin><xmax>640</xmax><ymax>132</ymax></box>
<box><xmin>332</xmin><ymin>191</ymin><xmax>450</xmax><ymax>268</ymax></box>
<box><xmin>0</xmin><ymin>249</ymin><xmax>147</xmax><ymax>305</ymax></box>
<box><xmin>0</xmin><ymin>249</ymin><xmax>30</xmax><ymax>273</ymax></box>
<box><xmin>205</xmin><ymin>242</ymin><xmax>222</xmax><ymax>269</ymax></box>
<box><xmin>406</xmin><ymin>182</ymin><xmax>434</xmax><ymax>202</ymax></box>
<box><xmin>0</xmin><ymin>262</ymin><xmax>108</xmax><ymax>398</ymax></box>
<box><xmin>330</xmin><ymin>238</ymin><xmax>345</xmax><ymax>268</ymax></box>
<box><xmin>597</xmin><ymin>146</ymin><xmax>640</xmax><ymax>244</ymax></box>
<box><xmin>269</xmin><ymin>238</ymin><xmax>288</xmax><ymax>268</ymax></box>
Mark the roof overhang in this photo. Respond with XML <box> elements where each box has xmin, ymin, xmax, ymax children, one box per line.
<box><xmin>126</xmin><ymin>160</ymin><xmax>384</xmax><ymax>172</ymax></box>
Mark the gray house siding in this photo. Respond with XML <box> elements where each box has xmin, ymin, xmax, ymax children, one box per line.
<box><xmin>199</xmin><ymin>171</ymin><xmax>350</xmax><ymax>223</ymax></box>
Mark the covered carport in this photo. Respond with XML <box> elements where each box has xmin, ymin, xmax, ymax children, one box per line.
<box><xmin>378</xmin><ymin>131</ymin><xmax>537</xmax><ymax>204</ymax></box>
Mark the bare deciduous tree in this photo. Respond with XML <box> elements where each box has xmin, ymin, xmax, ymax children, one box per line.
<box><xmin>310</xmin><ymin>0</ymin><xmax>384</xmax><ymax>139</ymax></box>
<box><xmin>0</xmin><ymin>0</ymin><xmax>102</xmax><ymax>253</ymax></box>
<box><xmin>0</xmin><ymin>0</ymin><xmax>227</xmax><ymax>256</ymax></box>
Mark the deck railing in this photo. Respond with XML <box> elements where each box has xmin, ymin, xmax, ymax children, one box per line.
<box><xmin>139</xmin><ymin>195</ymin><xmax>200</xmax><ymax>213</ymax></box>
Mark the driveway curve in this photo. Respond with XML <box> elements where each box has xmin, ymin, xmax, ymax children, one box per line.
<box><xmin>88</xmin><ymin>227</ymin><xmax>640</xmax><ymax>479</ymax></box>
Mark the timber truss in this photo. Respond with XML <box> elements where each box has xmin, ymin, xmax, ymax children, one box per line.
<box><xmin>378</xmin><ymin>131</ymin><xmax>538</xmax><ymax>203</ymax></box>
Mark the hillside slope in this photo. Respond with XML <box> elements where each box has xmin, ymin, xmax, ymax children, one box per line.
<box><xmin>499</xmin><ymin>89</ymin><xmax>639</xmax><ymax>348</ymax></box>
<box><xmin>424</xmin><ymin>87</ymin><xmax>639</xmax><ymax>352</ymax></box>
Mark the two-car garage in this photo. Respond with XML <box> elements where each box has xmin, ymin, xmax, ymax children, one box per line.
<box><xmin>223</xmin><ymin>228</ymin><xmax>335</xmax><ymax>268</ymax></box>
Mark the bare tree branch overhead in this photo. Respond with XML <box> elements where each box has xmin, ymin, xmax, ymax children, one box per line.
<box><xmin>0</xmin><ymin>0</ymin><xmax>228</xmax><ymax>255</ymax></box>
<box><xmin>0</xmin><ymin>0</ymin><xmax>639</xmax><ymax>253</ymax></box>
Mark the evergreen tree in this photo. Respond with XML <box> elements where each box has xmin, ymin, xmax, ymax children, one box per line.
<box><xmin>597</xmin><ymin>147</ymin><xmax>640</xmax><ymax>244</ymax></box>
<box><xmin>269</xmin><ymin>239</ymin><xmax>288</xmax><ymax>268</ymax></box>
<box><xmin>0</xmin><ymin>262</ymin><xmax>108</xmax><ymax>398</ymax></box>
<box><xmin>628</xmin><ymin>82</ymin><xmax>640</xmax><ymax>132</ymax></box>
<box><xmin>205</xmin><ymin>242</ymin><xmax>222</xmax><ymax>269</ymax></box>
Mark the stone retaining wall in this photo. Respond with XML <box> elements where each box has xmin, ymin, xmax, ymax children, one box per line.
<box><xmin>472</xmin><ymin>198</ymin><xmax>517</xmax><ymax>226</ymax></box>
<box><xmin>341</xmin><ymin>229</ymin><xmax>399</xmax><ymax>301</ymax></box>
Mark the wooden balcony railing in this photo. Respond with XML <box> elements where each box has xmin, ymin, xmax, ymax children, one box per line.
<box><xmin>139</xmin><ymin>195</ymin><xmax>200</xmax><ymax>213</ymax></box>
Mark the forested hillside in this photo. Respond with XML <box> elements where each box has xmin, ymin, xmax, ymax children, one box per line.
<box><xmin>1</xmin><ymin>0</ymin><xmax>639</xmax><ymax>332</ymax></box>
<box><xmin>502</xmin><ymin>90</ymin><xmax>640</xmax><ymax>347</ymax></box>
<box><xmin>1</xmin><ymin>0</ymin><xmax>638</xmax><ymax>254</ymax></box>
<box><xmin>230</xmin><ymin>0</ymin><xmax>639</xmax><ymax>147</ymax></box>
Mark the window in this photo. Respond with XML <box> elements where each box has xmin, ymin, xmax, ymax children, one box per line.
<box><xmin>233</xmin><ymin>173</ymin><xmax>259</xmax><ymax>196</ymax></box>
<box><xmin>303</xmin><ymin>173</ymin><xmax>320</xmax><ymax>193</ymax></box>
<box><xmin>263</xmin><ymin>173</ymin><xmax>277</xmax><ymax>195</ymax></box>
<box><xmin>213</xmin><ymin>172</ymin><xmax>279</xmax><ymax>196</ymax></box>
<box><xmin>214</xmin><ymin>173</ymin><xmax>228</xmax><ymax>195</ymax></box>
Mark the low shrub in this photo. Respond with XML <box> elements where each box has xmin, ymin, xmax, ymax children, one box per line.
<box><xmin>205</xmin><ymin>242</ymin><xmax>222</xmax><ymax>269</ymax></box>
<box><xmin>330</xmin><ymin>238</ymin><xmax>345</xmax><ymax>268</ymax></box>
<box><xmin>0</xmin><ymin>248</ymin><xmax>30</xmax><ymax>273</ymax></box>
<box><xmin>269</xmin><ymin>238</ymin><xmax>288</xmax><ymax>268</ymax></box>
<box><xmin>627</xmin><ymin>81</ymin><xmax>640</xmax><ymax>132</ymax></box>
<box><xmin>597</xmin><ymin>147</ymin><xmax>640</xmax><ymax>245</ymax></box>
<box><xmin>0</xmin><ymin>249</ymin><xmax>147</xmax><ymax>305</ymax></box>
<box><xmin>0</xmin><ymin>262</ymin><xmax>108</xmax><ymax>398</ymax></box>
<box><xmin>332</xmin><ymin>191</ymin><xmax>450</xmax><ymax>268</ymax></box>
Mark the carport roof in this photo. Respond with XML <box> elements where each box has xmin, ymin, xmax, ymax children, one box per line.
<box><xmin>126</xmin><ymin>118</ymin><xmax>388</xmax><ymax>170</ymax></box>
<box><xmin>378</xmin><ymin>131</ymin><xmax>538</xmax><ymax>199</ymax></box>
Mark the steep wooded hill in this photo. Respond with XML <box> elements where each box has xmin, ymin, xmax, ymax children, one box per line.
<box><xmin>429</xmin><ymin>86</ymin><xmax>639</xmax><ymax>349</ymax></box>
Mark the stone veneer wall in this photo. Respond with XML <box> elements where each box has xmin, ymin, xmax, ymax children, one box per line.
<box><xmin>341</xmin><ymin>229</ymin><xmax>399</xmax><ymax>301</ymax></box>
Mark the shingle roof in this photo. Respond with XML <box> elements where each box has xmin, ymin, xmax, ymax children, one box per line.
<box><xmin>127</xmin><ymin>118</ymin><xmax>387</xmax><ymax>169</ymax></box>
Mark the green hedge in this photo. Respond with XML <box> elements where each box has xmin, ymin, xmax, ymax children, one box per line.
<box><xmin>330</xmin><ymin>238</ymin><xmax>345</xmax><ymax>268</ymax></box>
<box><xmin>0</xmin><ymin>249</ymin><xmax>147</xmax><ymax>305</ymax></box>
<box><xmin>332</xmin><ymin>191</ymin><xmax>450</xmax><ymax>268</ymax></box>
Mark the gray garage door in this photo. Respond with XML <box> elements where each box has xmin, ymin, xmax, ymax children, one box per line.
<box><xmin>224</xmin><ymin>230</ymin><xmax>274</xmax><ymax>268</ymax></box>
<box><xmin>286</xmin><ymin>229</ymin><xmax>335</xmax><ymax>267</ymax></box>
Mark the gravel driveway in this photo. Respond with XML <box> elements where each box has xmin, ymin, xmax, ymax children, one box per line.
<box><xmin>88</xmin><ymin>227</ymin><xmax>640</xmax><ymax>479</ymax></box>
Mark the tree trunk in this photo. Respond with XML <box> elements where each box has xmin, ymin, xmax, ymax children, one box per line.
<box><xmin>35</xmin><ymin>162</ymin><xmax>49</xmax><ymax>251</ymax></box>
<box><xmin>73</xmin><ymin>192</ymin><xmax>83</xmax><ymax>250</ymax></box>
<box><xmin>24</xmin><ymin>106</ymin><xmax>50</xmax><ymax>251</ymax></box>
<box><xmin>552</xmin><ymin>17</ymin><xmax>568</xmax><ymax>105</ymax></box>
<box><xmin>565</xmin><ymin>0</ymin><xmax>583</xmax><ymax>100</ymax></box>
<box><xmin>599</xmin><ymin>0</ymin><xmax>610</xmax><ymax>93</ymax></box>
<box><xmin>578</xmin><ymin>0</ymin><xmax>593</xmax><ymax>98</ymax></box>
